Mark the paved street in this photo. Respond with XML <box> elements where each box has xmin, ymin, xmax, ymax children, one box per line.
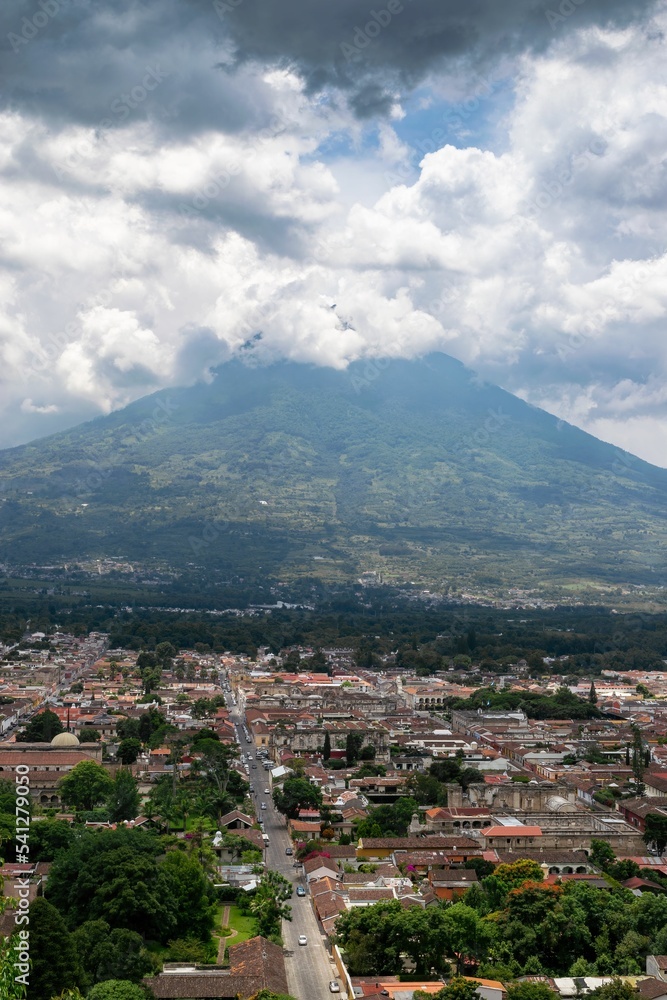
<box><xmin>224</xmin><ymin>686</ymin><xmax>343</xmax><ymax>1000</ymax></box>
<box><xmin>263</xmin><ymin>797</ymin><xmax>340</xmax><ymax>1000</ymax></box>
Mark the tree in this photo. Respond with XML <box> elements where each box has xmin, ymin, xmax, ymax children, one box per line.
<box><xmin>107</xmin><ymin>769</ymin><xmax>141</xmax><ymax>822</ymax></box>
<box><xmin>136</xmin><ymin>651</ymin><xmax>158</xmax><ymax>671</ymax></box>
<box><xmin>466</xmin><ymin>857</ymin><xmax>496</xmax><ymax>880</ymax></box>
<box><xmin>79</xmin><ymin>729</ymin><xmax>101</xmax><ymax>743</ymax></box>
<box><xmin>355</xmin><ymin>798</ymin><xmax>419</xmax><ymax>838</ymax></box>
<box><xmin>459</xmin><ymin>767</ymin><xmax>486</xmax><ymax>791</ymax></box>
<box><xmin>636</xmin><ymin>683</ymin><xmax>651</xmax><ymax>699</ymax></box>
<box><xmin>29</xmin><ymin>898</ymin><xmax>82</xmax><ymax>1000</ymax></box>
<box><xmin>30</xmin><ymin>818</ymin><xmax>76</xmax><ymax>861</ymax></box>
<box><xmin>589</xmin><ymin>681</ymin><xmax>598</xmax><ymax>704</ymax></box>
<box><xmin>190</xmin><ymin>728</ymin><xmax>220</xmax><ymax>746</ymax></box>
<box><xmin>45</xmin><ymin>828</ymin><xmax>173</xmax><ymax>940</ymax></box>
<box><xmin>156</xmin><ymin>641</ymin><xmax>177</xmax><ymax>663</ymax></box>
<box><xmin>444</xmin><ymin>902</ymin><xmax>493</xmax><ymax>974</ymax></box>
<box><xmin>335</xmin><ymin>897</ymin><xmax>491</xmax><ymax>978</ymax></box>
<box><xmin>146</xmin><ymin>774</ymin><xmax>178</xmax><ymax>832</ymax></box>
<box><xmin>354</xmin><ymin>763</ymin><xmax>387</xmax><ymax>779</ymax></box>
<box><xmin>273</xmin><ymin>778</ymin><xmax>323</xmax><ymax>819</ymax></box>
<box><xmin>115</xmin><ymin>718</ymin><xmax>141</xmax><ymax>742</ymax></box>
<box><xmin>429</xmin><ymin>758</ymin><xmax>464</xmax><ymax>784</ymax></box>
<box><xmin>334</xmin><ymin>899</ymin><xmax>404</xmax><ymax>975</ymax></box>
<box><xmin>345</xmin><ymin>732</ymin><xmax>364</xmax><ymax>764</ymax></box>
<box><xmin>0</xmin><ymin>934</ymin><xmax>28</xmax><ymax>999</ymax></box>
<box><xmin>400</xmin><ymin>904</ymin><xmax>455</xmax><ymax>976</ymax></box>
<box><xmin>138</xmin><ymin>708</ymin><xmax>167</xmax><ymax>744</ymax></box>
<box><xmin>631</xmin><ymin>724</ymin><xmax>646</xmax><ymax>794</ymax></box>
<box><xmin>323</xmin><ymin>731</ymin><xmax>331</xmax><ymax>761</ymax></box>
<box><xmin>190</xmin><ymin>741</ymin><xmax>238</xmax><ymax>824</ymax></box>
<box><xmin>192</xmin><ymin>698</ymin><xmax>214</xmax><ymax>719</ymax></box>
<box><xmin>492</xmin><ymin>859</ymin><xmax>544</xmax><ymax>892</ymax></box>
<box><xmin>117</xmin><ymin>738</ymin><xmax>142</xmax><ymax>764</ymax></box>
<box><xmin>86</xmin><ymin>982</ymin><xmax>149</xmax><ymax>1000</ymax></box>
<box><xmin>506</xmin><ymin>984</ymin><xmax>556</xmax><ymax>1000</ymax></box>
<box><xmin>405</xmin><ymin>773</ymin><xmax>447</xmax><ymax>806</ymax></box>
<box><xmin>416</xmin><ymin>980</ymin><xmax>481</xmax><ymax>1000</ymax></box>
<box><xmin>157</xmin><ymin>850</ymin><xmax>216</xmax><ymax>940</ymax></box>
<box><xmin>589</xmin><ymin>838</ymin><xmax>616</xmax><ymax>872</ymax></box>
<box><xmin>59</xmin><ymin>760</ymin><xmax>114</xmax><ymax>811</ymax></box>
<box><xmin>250</xmin><ymin>869</ymin><xmax>293</xmax><ymax>940</ymax></box>
<box><xmin>16</xmin><ymin>708</ymin><xmax>63</xmax><ymax>742</ymax></box>
<box><xmin>72</xmin><ymin>920</ymin><xmax>153</xmax><ymax>989</ymax></box>
<box><xmin>587</xmin><ymin>980</ymin><xmax>638</xmax><ymax>1000</ymax></box>
<box><xmin>644</xmin><ymin>814</ymin><xmax>667</xmax><ymax>855</ymax></box>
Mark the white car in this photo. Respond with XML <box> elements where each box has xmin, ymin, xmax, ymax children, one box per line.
<box><xmin>263</xmin><ymin>787</ymin><xmax>270</xmax><ymax>794</ymax></box>
<box><xmin>298</xmin><ymin>935</ymin><xmax>307</xmax><ymax>946</ymax></box>
<box><xmin>329</xmin><ymin>982</ymin><xmax>341</xmax><ymax>993</ymax></box>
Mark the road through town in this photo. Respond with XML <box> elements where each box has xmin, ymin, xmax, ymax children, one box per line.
<box><xmin>226</xmin><ymin>694</ymin><xmax>343</xmax><ymax>1000</ymax></box>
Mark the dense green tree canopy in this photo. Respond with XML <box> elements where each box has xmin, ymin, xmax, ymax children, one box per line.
<box><xmin>16</xmin><ymin>708</ymin><xmax>63</xmax><ymax>742</ymax></box>
<box><xmin>117</xmin><ymin>738</ymin><xmax>142</xmax><ymax>764</ymax></box>
<box><xmin>249</xmin><ymin>869</ymin><xmax>293</xmax><ymax>940</ymax></box>
<box><xmin>334</xmin><ymin>900</ymin><xmax>490</xmax><ymax>977</ymax></box>
<box><xmin>157</xmin><ymin>849</ymin><xmax>216</xmax><ymax>940</ymax></box>
<box><xmin>72</xmin><ymin>920</ymin><xmax>153</xmax><ymax>990</ymax></box>
<box><xmin>86</xmin><ymin>981</ymin><xmax>149</xmax><ymax>1000</ymax></box>
<box><xmin>45</xmin><ymin>828</ymin><xmax>172</xmax><ymax>939</ymax></box>
<box><xmin>29</xmin><ymin>898</ymin><xmax>82</xmax><ymax>1000</ymax></box>
<box><xmin>0</xmin><ymin>934</ymin><xmax>27</xmax><ymax>999</ymax></box>
<box><xmin>59</xmin><ymin>761</ymin><xmax>114</xmax><ymax>812</ymax></box>
<box><xmin>107</xmin><ymin>769</ymin><xmax>141</xmax><ymax>823</ymax></box>
<box><xmin>644</xmin><ymin>814</ymin><xmax>667</xmax><ymax>854</ymax></box>
<box><xmin>78</xmin><ymin>728</ymin><xmax>101</xmax><ymax>743</ymax></box>
<box><xmin>415</xmin><ymin>980</ymin><xmax>481</xmax><ymax>1000</ymax></box>
<box><xmin>115</xmin><ymin>718</ymin><xmax>141</xmax><ymax>742</ymax></box>
<box><xmin>29</xmin><ymin>818</ymin><xmax>76</xmax><ymax>861</ymax></box>
<box><xmin>272</xmin><ymin>778</ymin><xmax>323</xmax><ymax>819</ymax></box>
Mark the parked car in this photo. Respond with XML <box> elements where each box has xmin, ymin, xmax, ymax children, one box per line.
<box><xmin>329</xmin><ymin>982</ymin><xmax>341</xmax><ymax>993</ymax></box>
<box><xmin>296</xmin><ymin>886</ymin><xmax>306</xmax><ymax>897</ymax></box>
<box><xmin>285</xmin><ymin>847</ymin><xmax>293</xmax><ymax>855</ymax></box>
<box><xmin>298</xmin><ymin>935</ymin><xmax>307</xmax><ymax>946</ymax></box>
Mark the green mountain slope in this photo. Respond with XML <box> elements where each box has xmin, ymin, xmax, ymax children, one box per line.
<box><xmin>1</xmin><ymin>353</ymin><xmax>666</xmax><ymax>594</ymax></box>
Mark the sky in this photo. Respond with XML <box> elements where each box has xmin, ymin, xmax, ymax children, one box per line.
<box><xmin>1</xmin><ymin>0</ymin><xmax>666</xmax><ymax>465</ymax></box>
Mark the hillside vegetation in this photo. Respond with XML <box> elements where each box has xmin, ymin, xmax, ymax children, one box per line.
<box><xmin>1</xmin><ymin>354</ymin><xmax>666</xmax><ymax>595</ymax></box>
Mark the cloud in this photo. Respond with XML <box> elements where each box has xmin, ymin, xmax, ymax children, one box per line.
<box><xmin>0</xmin><ymin>0</ymin><xmax>656</xmax><ymax>129</ymax></box>
<box><xmin>20</xmin><ymin>398</ymin><xmax>59</xmax><ymax>414</ymax></box>
<box><xmin>0</xmin><ymin>0</ymin><xmax>666</xmax><ymax>466</ymax></box>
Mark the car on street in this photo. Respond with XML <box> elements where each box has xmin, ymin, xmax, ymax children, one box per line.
<box><xmin>263</xmin><ymin>787</ymin><xmax>270</xmax><ymax>793</ymax></box>
<box><xmin>285</xmin><ymin>847</ymin><xmax>293</xmax><ymax>855</ymax></box>
<box><xmin>261</xmin><ymin>802</ymin><xmax>267</xmax><ymax>809</ymax></box>
<box><xmin>298</xmin><ymin>935</ymin><xmax>307</xmax><ymax>946</ymax></box>
<box><xmin>329</xmin><ymin>982</ymin><xmax>341</xmax><ymax>993</ymax></box>
<box><xmin>296</xmin><ymin>886</ymin><xmax>306</xmax><ymax>896</ymax></box>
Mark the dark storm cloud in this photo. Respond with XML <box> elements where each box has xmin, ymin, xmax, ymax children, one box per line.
<box><xmin>217</xmin><ymin>0</ymin><xmax>657</xmax><ymax>88</ymax></box>
<box><xmin>0</xmin><ymin>0</ymin><xmax>658</xmax><ymax>131</ymax></box>
<box><xmin>0</xmin><ymin>0</ymin><xmax>282</xmax><ymax>136</ymax></box>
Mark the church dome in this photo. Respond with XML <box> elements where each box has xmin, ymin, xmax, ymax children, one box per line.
<box><xmin>51</xmin><ymin>732</ymin><xmax>80</xmax><ymax>747</ymax></box>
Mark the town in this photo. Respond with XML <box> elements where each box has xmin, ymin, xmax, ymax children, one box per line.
<box><xmin>3</xmin><ymin>629</ymin><xmax>667</xmax><ymax>999</ymax></box>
